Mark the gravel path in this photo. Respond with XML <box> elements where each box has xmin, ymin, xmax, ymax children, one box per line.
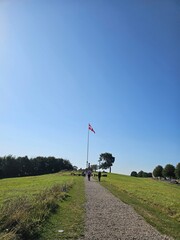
<box><xmin>80</xmin><ymin>177</ymin><xmax>173</xmax><ymax>240</ymax></box>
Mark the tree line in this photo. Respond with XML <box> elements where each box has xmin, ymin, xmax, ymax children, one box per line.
<box><xmin>153</xmin><ymin>163</ymin><xmax>180</xmax><ymax>179</ymax></box>
<box><xmin>130</xmin><ymin>163</ymin><xmax>180</xmax><ymax>179</ymax></box>
<box><xmin>130</xmin><ymin>170</ymin><xmax>152</xmax><ymax>178</ymax></box>
<box><xmin>0</xmin><ymin>155</ymin><xmax>73</xmax><ymax>179</ymax></box>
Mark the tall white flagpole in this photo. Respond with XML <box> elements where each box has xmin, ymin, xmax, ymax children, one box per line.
<box><xmin>86</xmin><ymin>125</ymin><xmax>89</xmax><ymax>169</ymax></box>
<box><xmin>86</xmin><ymin>123</ymin><xmax>95</xmax><ymax>169</ymax></box>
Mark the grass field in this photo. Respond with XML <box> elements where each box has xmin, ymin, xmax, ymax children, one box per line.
<box><xmin>1</xmin><ymin>172</ymin><xmax>180</xmax><ymax>240</ymax></box>
<box><xmin>0</xmin><ymin>172</ymin><xmax>74</xmax><ymax>205</ymax></box>
<box><xmin>40</xmin><ymin>176</ymin><xmax>85</xmax><ymax>239</ymax></box>
<box><xmin>99</xmin><ymin>173</ymin><xmax>180</xmax><ymax>240</ymax></box>
<box><xmin>0</xmin><ymin>172</ymin><xmax>85</xmax><ymax>239</ymax></box>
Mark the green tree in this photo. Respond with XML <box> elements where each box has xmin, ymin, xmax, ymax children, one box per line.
<box><xmin>3</xmin><ymin>155</ymin><xmax>19</xmax><ymax>178</ymax></box>
<box><xmin>153</xmin><ymin>165</ymin><xmax>163</xmax><ymax>178</ymax></box>
<box><xmin>99</xmin><ymin>153</ymin><xmax>115</xmax><ymax>173</ymax></box>
<box><xmin>73</xmin><ymin>166</ymin><xmax>78</xmax><ymax>171</ymax></box>
<box><xmin>130</xmin><ymin>171</ymin><xmax>137</xmax><ymax>177</ymax></box>
<box><xmin>91</xmin><ymin>164</ymin><xmax>98</xmax><ymax>172</ymax></box>
<box><xmin>16</xmin><ymin>156</ymin><xmax>32</xmax><ymax>176</ymax></box>
<box><xmin>137</xmin><ymin>170</ymin><xmax>144</xmax><ymax>177</ymax></box>
<box><xmin>147</xmin><ymin>172</ymin><xmax>152</xmax><ymax>178</ymax></box>
<box><xmin>142</xmin><ymin>172</ymin><xmax>148</xmax><ymax>178</ymax></box>
<box><xmin>163</xmin><ymin>164</ymin><xmax>175</xmax><ymax>179</ymax></box>
<box><xmin>175</xmin><ymin>162</ymin><xmax>180</xmax><ymax>179</ymax></box>
<box><xmin>0</xmin><ymin>155</ymin><xmax>73</xmax><ymax>179</ymax></box>
<box><xmin>0</xmin><ymin>157</ymin><xmax>3</xmax><ymax>178</ymax></box>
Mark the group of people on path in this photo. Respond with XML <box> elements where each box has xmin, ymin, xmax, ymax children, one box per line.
<box><xmin>87</xmin><ymin>170</ymin><xmax>101</xmax><ymax>182</ymax></box>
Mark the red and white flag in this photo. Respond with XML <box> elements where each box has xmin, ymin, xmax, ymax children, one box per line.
<box><xmin>88</xmin><ymin>123</ymin><xmax>95</xmax><ymax>134</ymax></box>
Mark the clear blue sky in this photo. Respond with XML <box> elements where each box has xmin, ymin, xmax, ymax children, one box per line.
<box><xmin>0</xmin><ymin>0</ymin><xmax>179</xmax><ymax>175</ymax></box>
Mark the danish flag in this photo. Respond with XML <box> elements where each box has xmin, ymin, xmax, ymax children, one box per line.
<box><xmin>88</xmin><ymin>124</ymin><xmax>95</xmax><ymax>134</ymax></box>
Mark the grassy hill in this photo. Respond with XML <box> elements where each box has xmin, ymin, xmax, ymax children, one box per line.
<box><xmin>0</xmin><ymin>172</ymin><xmax>72</xmax><ymax>204</ymax></box>
<box><xmin>1</xmin><ymin>172</ymin><xmax>179</xmax><ymax>239</ymax></box>
<box><xmin>99</xmin><ymin>173</ymin><xmax>180</xmax><ymax>240</ymax></box>
<box><xmin>0</xmin><ymin>172</ymin><xmax>85</xmax><ymax>239</ymax></box>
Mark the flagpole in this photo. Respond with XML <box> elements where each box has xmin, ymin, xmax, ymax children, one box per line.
<box><xmin>87</xmin><ymin>125</ymin><xmax>89</xmax><ymax>169</ymax></box>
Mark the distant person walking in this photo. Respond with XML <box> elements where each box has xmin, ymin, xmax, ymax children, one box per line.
<box><xmin>98</xmin><ymin>171</ymin><xmax>101</xmax><ymax>182</ymax></box>
<box><xmin>87</xmin><ymin>170</ymin><xmax>92</xmax><ymax>181</ymax></box>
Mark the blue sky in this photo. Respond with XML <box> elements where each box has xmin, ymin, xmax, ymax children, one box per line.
<box><xmin>0</xmin><ymin>0</ymin><xmax>179</xmax><ymax>175</ymax></box>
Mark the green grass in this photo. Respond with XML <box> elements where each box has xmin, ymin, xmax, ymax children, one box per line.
<box><xmin>3</xmin><ymin>172</ymin><xmax>179</xmax><ymax>239</ymax></box>
<box><xmin>0</xmin><ymin>173</ymin><xmax>85</xmax><ymax>239</ymax></box>
<box><xmin>0</xmin><ymin>172</ymin><xmax>74</xmax><ymax>205</ymax></box>
<box><xmin>40</xmin><ymin>176</ymin><xmax>85</xmax><ymax>239</ymax></box>
<box><xmin>98</xmin><ymin>173</ymin><xmax>180</xmax><ymax>240</ymax></box>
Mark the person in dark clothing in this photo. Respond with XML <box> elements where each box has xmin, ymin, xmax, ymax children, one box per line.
<box><xmin>87</xmin><ymin>170</ymin><xmax>91</xmax><ymax>181</ymax></box>
<box><xmin>98</xmin><ymin>171</ymin><xmax>101</xmax><ymax>182</ymax></box>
